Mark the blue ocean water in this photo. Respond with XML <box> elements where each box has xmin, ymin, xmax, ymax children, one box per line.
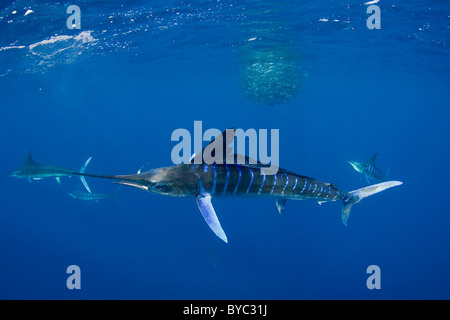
<box><xmin>0</xmin><ymin>0</ymin><xmax>449</xmax><ymax>300</ymax></box>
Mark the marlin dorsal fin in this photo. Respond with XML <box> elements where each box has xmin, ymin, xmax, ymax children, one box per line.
<box><xmin>25</xmin><ymin>151</ymin><xmax>32</xmax><ymax>163</ymax></box>
<box><xmin>191</xmin><ymin>128</ymin><xmax>235</xmax><ymax>165</ymax></box>
<box><xmin>24</xmin><ymin>151</ymin><xmax>37</xmax><ymax>165</ymax></box>
<box><xmin>368</xmin><ymin>153</ymin><xmax>378</xmax><ymax>164</ymax></box>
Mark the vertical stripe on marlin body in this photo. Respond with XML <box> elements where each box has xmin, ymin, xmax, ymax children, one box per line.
<box><xmin>78</xmin><ymin>128</ymin><xmax>403</xmax><ymax>243</ymax></box>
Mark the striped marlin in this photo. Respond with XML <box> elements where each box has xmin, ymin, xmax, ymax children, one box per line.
<box><xmin>80</xmin><ymin>130</ymin><xmax>402</xmax><ymax>243</ymax></box>
<box><xmin>348</xmin><ymin>153</ymin><xmax>390</xmax><ymax>184</ymax></box>
<box><xmin>10</xmin><ymin>151</ymin><xmax>92</xmax><ymax>193</ymax></box>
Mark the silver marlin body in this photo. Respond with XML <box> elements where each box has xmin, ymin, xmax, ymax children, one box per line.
<box><xmin>80</xmin><ymin>130</ymin><xmax>403</xmax><ymax>243</ymax></box>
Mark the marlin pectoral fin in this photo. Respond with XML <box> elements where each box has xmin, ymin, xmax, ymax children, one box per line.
<box><xmin>365</xmin><ymin>174</ymin><xmax>372</xmax><ymax>185</ymax></box>
<box><xmin>55</xmin><ymin>177</ymin><xmax>61</xmax><ymax>185</ymax></box>
<box><xmin>196</xmin><ymin>194</ymin><xmax>228</xmax><ymax>243</ymax></box>
<box><xmin>276</xmin><ymin>199</ymin><xmax>287</xmax><ymax>214</ymax></box>
<box><xmin>27</xmin><ymin>176</ymin><xmax>32</xmax><ymax>183</ymax></box>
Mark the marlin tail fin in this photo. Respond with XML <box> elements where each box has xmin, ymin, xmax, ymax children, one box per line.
<box><xmin>342</xmin><ymin>180</ymin><xmax>403</xmax><ymax>226</ymax></box>
<box><xmin>79</xmin><ymin>157</ymin><xmax>92</xmax><ymax>193</ymax></box>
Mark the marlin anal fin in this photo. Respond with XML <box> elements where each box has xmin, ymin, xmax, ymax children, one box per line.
<box><xmin>56</xmin><ymin>177</ymin><xmax>61</xmax><ymax>185</ymax></box>
<box><xmin>196</xmin><ymin>194</ymin><xmax>228</xmax><ymax>243</ymax></box>
<box><xmin>276</xmin><ymin>199</ymin><xmax>287</xmax><ymax>214</ymax></box>
<box><xmin>79</xmin><ymin>157</ymin><xmax>92</xmax><ymax>193</ymax></box>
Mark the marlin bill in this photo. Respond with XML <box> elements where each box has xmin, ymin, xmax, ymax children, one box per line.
<box><xmin>79</xmin><ymin>129</ymin><xmax>403</xmax><ymax>243</ymax></box>
<box><xmin>10</xmin><ymin>151</ymin><xmax>92</xmax><ymax>193</ymax></box>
